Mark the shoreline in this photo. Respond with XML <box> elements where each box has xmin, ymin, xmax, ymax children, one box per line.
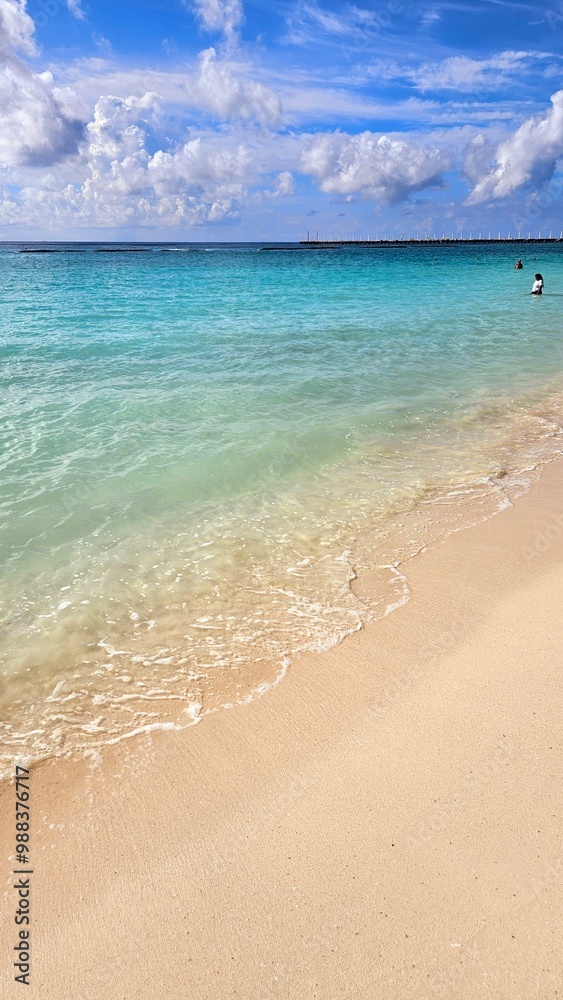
<box><xmin>3</xmin><ymin>235</ymin><xmax>563</xmax><ymax>775</ymax></box>
<box><xmin>1</xmin><ymin>451</ymin><xmax>562</xmax><ymax>996</ymax></box>
<box><xmin>2</xmin><ymin>402</ymin><xmax>563</xmax><ymax>776</ymax></box>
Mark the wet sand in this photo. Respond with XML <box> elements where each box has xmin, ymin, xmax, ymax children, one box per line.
<box><xmin>1</xmin><ymin>458</ymin><xmax>562</xmax><ymax>999</ymax></box>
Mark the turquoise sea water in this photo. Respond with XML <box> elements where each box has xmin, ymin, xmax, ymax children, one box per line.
<box><xmin>1</xmin><ymin>242</ymin><xmax>563</xmax><ymax>770</ymax></box>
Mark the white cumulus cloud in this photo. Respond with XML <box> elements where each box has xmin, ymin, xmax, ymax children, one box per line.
<box><xmin>467</xmin><ymin>90</ymin><xmax>563</xmax><ymax>203</ymax></box>
<box><xmin>194</xmin><ymin>47</ymin><xmax>281</xmax><ymax>125</ymax></box>
<box><xmin>0</xmin><ymin>0</ymin><xmax>34</xmax><ymax>53</ymax></box>
<box><xmin>9</xmin><ymin>91</ymin><xmax>259</xmax><ymax>229</ymax></box>
<box><xmin>0</xmin><ymin>0</ymin><xmax>84</xmax><ymax>167</ymax></box>
<box><xmin>192</xmin><ymin>0</ymin><xmax>243</xmax><ymax>42</ymax></box>
<box><xmin>301</xmin><ymin>131</ymin><xmax>451</xmax><ymax>205</ymax></box>
<box><xmin>260</xmin><ymin>170</ymin><xmax>295</xmax><ymax>199</ymax></box>
<box><xmin>0</xmin><ymin>0</ymin><xmax>286</xmax><ymax>233</ymax></box>
<box><xmin>463</xmin><ymin>132</ymin><xmax>496</xmax><ymax>184</ymax></box>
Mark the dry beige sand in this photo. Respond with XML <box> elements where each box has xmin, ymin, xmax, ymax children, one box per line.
<box><xmin>1</xmin><ymin>458</ymin><xmax>562</xmax><ymax>999</ymax></box>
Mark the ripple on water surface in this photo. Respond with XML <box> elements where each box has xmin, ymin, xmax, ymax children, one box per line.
<box><xmin>1</xmin><ymin>242</ymin><xmax>563</xmax><ymax>773</ymax></box>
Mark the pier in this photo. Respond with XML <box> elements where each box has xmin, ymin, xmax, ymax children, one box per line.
<box><xmin>300</xmin><ymin>235</ymin><xmax>563</xmax><ymax>248</ymax></box>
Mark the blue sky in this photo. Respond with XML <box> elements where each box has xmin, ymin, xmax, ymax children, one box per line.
<box><xmin>1</xmin><ymin>0</ymin><xmax>563</xmax><ymax>239</ymax></box>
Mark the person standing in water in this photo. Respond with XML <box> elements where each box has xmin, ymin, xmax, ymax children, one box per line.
<box><xmin>514</xmin><ymin>258</ymin><xmax>523</xmax><ymax>269</ymax></box>
<box><xmin>531</xmin><ymin>273</ymin><xmax>544</xmax><ymax>295</ymax></box>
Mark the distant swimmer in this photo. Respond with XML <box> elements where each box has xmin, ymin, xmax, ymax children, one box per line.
<box><xmin>514</xmin><ymin>258</ymin><xmax>523</xmax><ymax>269</ymax></box>
<box><xmin>531</xmin><ymin>273</ymin><xmax>544</xmax><ymax>295</ymax></box>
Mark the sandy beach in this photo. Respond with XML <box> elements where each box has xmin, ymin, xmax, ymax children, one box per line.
<box><xmin>1</xmin><ymin>456</ymin><xmax>562</xmax><ymax>999</ymax></box>
<box><xmin>3</xmin><ymin>2</ymin><xmax>563</xmax><ymax>994</ymax></box>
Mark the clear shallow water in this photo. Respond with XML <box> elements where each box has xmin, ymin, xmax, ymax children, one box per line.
<box><xmin>1</xmin><ymin>241</ymin><xmax>563</xmax><ymax>771</ymax></box>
